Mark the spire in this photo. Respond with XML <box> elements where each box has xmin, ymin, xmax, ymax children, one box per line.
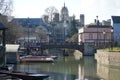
<box><xmin>64</xmin><ymin>2</ymin><xmax>65</xmax><ymax>7</ymax></box>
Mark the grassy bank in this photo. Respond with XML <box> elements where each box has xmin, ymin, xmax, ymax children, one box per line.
<box><xmin>105</xmin><ymin>47</ymin><xmax>120</xmax><ymax>51</ymax></box>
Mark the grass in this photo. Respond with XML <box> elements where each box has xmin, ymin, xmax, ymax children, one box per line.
<box><xmin>105</xmin><ymin>47</ymin><xmax>120</xmax><ymax>51</ymax></box>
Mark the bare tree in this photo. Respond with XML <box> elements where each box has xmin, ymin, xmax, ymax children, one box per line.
<box><xmin>0</xmin><ymin>0</ymin><xmax>13</xmax><ymax>16</ymax></box>
<box><xmin>0</xmin><ymin>15</ymin><xmax>23</xmax><ymax>43</ymax></box>
<box><xmin>45</xmin><ymin>6</ymin><xmax>58</xmax><ymax>22</ymax></box>
<box><xmin>6</xmin><ymin>19</ymin><xmax>24</xmax><ymax>43</ymax></box>
<box><xmin>35</xmin><ymin>26</ymin><xmax>48</xmax><ymax>43</ymax></box>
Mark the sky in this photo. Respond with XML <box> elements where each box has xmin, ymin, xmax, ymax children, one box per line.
<box><xmin>12</xmin><ymin>0</ymin><xmax>120</xmax><ymax>24</ymax></box>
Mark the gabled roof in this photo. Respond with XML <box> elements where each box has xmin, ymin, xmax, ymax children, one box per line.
<box><xmin>112</xmin><ymin>16</ymin><xmax>120</xmax><ymax>23</ymax></box>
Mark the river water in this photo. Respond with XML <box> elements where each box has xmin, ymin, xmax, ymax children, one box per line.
<box><xmin>14</xmin><ymin>56</ymin><xmax>120</xmax><ymax>80</ymax></box>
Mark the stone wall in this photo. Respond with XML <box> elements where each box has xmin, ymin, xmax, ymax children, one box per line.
<box><xmin>97</xmin><ymin>63</ymin><xmax>120</xmax><ymax>80</ymax></box>
<box><xmin>95</xmin><ymin>50</ymin><xmax>120</xmax><ymax>67</ymax></box>
<box><xmin>84</xmin><ymin>42</ymin><xmax>95</xmax><ymax>56</ymax></box>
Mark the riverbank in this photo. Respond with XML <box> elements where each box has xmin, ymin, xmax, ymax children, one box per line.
<box><xmin>95</xmin><ymin>49</ymin><xmax>120</xmax><ymax>67</ymax></box>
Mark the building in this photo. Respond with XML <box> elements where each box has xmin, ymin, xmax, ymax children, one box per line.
<box><xmin>111</xmin><ymin>16</ymin><xmax>120</xmax><ymax>46</ymax></box>
<box><xmin>53</xmin><ymin>13</ymin><xmax>59</xmax><ymax>22</ymax></box>
<box><xmin>102</xmin><ymin>19</ymin><xmax>111</xmax><ymax>26</ymax></box>
<box><xmin>61</xmin><ymin>3</ymin><xmax>69</xmax><ymax>22</ymax></box>
<box><xmin>42</xmin><ymin>15</ymin><xmax>49</xmax><ymax>23</ymax></box>
<box><xmin>50</xmin><ymin>3</ymin><xmax>70</xmax><ymax>42</ymax></box>
<box><xmin>80</xmin><ymin>14</ymin><xmax>85</xmax><ymax>26</ymax></box>
<box><xmin>6</xmin><ymin>44</ymin><xmax>20</xmax><ymax>64</ymax></box>
<box><xmin>78</xmin><ymin>23</ymin><xmax>113</xmax><ymax>55</ymax></box>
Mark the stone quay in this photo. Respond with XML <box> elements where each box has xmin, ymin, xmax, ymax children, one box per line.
<box><xmin>95</xmin><ymin>50</ymin><xmax>120</xmax><ymax>67</ymax></box>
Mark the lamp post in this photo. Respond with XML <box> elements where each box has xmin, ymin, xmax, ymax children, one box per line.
<box><xmin>103</xmin><ymin>31</ymin><xmax>106</xmax><ymax>48</ymax></box>
<box><xmin>111</xmin><ymin>29</ymin><xmax>113</xmax><ymax>50</ymax></box>
<box><xmin>27</xmin><ymin>17</ymin><xmax>30</xmax><ymax>55</ymax></box>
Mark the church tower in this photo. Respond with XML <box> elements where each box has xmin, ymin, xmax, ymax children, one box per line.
<box><xmin>61</xmin><ymin>3</ymin><xmax>69</xmax><ymax>22</ymax></box>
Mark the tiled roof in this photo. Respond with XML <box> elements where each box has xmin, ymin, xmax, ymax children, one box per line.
<box><xmin>112</xmin><ymin>16</ymin><xmax>120</xmax><ymax>23</ymax></box>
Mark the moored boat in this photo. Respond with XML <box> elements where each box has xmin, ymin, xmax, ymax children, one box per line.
<box><xmin>20</xmin><ymin>55</ymin><xmax>54</xmax><ymax>63</ymax></box>
<box><xmin>0</xmin><ymin>70</ymin><xmax>49</xmax><ymax>80</ymax></box>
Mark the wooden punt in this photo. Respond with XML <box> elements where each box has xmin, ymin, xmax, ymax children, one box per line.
<box><xmin>20</xmin><ymin>55</ymin><xmax>54</xmax><ymax>63</ymax></box>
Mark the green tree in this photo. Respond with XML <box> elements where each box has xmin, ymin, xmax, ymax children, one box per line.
<box><xmin>69</xmin><ymin>16</ymin><xmax>78</xmax><ymax>37</ymax></box>
<box><xmin>66</xmin><ymin>33</ymin><xmax>78</xmax><ymax>42</ymax></box>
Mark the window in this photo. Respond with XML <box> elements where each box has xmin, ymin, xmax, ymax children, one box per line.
<box><xmin>98</xmin><ymin>33</ymin><xmax>101</xmax><ymax>39</ymax></box>
<box><xmin>89</xmin><ymin>34</ymin><xmax>93</xmax><ymax>39</ymax></box>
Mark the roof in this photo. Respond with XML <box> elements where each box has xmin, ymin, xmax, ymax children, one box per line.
<box><xmin>0</xmin><ymin>22</ymin><xmax>7</xmax><ymax>30</ymax></box>
<box><xmin>61</xmin><ymin>3</ymin><xmax>68</xmax><ymax>13</ymax></box>
<box><xmin>86</xmin><ymin>24</ymin><xmax>112</xmax><ymax>28</ymax></box>
<box><xmin>6</xmin><ymin>44</ymin><xmax>20</xmax><ymax>52</ymax></box>
<box><xmin>61</xmin><ymin>6</ymin><xmax>68</xmax><ymax>12</ymax></box>
<box><xmin>112</xmin><ymin>16</ymin><xmax>120</xmax><ymax>23</ymax></box>
<box><xmin>13</xmin><ymin>18</ymin><xmax>48</xmax><ymax>28</ymax></box>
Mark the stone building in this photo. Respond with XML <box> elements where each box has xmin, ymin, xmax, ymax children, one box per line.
<box><xmin>61</xmin><ymin>3</ymin><xmax>69</xmax><ymax>22</ymax></box>
<box><xmin>80</xmin><ymin>14</ymin><xmax>85</xmax><ymax>26</ymax></box>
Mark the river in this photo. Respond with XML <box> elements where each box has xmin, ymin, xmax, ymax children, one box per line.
<box><xmin>14</xmin><ymin>55</ymin><xmax>120</xmax><ymax>80</ymax></box>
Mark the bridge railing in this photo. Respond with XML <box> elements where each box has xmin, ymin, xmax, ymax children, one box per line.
<box><xmin>35</xmin><ymin>42</ymin><xmax>82</xmax><ymax>46</ymax></box>
<box><xmin>29</xmin><ymin>42</ymin><xmax>84</xmax><ymax>53</ymax></box>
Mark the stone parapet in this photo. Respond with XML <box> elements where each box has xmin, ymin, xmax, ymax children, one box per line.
<box><xmin>95</xmin><ymin>50</ymin><xmax>120</xmax><ymax>67</ymax></box>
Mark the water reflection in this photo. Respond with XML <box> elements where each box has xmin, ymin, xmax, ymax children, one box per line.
<box><xmin>97</xmin><ymin>63</ymin><xmax>120</xmax><ymax>80</ymax></box>
<box><xmin>73</xmin><ymin>50</ymin><xmax>82</xmax><ymax>60</ymax></box>
<box><xmin>15</xmin><ymin>56</ymin><xmax>102</xmax><ymax>80</ymax></box>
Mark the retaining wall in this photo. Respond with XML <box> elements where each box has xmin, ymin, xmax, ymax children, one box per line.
<box><xmin>95</xmin><ymin>50</ymin><xmax>120</xmax><ymax>67</ymax></box>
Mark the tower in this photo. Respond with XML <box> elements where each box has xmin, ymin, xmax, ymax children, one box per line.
<box><xmin>80</xmin><ymin>14</ymin><xmax>85</xmax><ymax>26</ymax></box>
<box><xmin>61</xmin><ymin>3</ymin><xmax>69</xmax><ymax>21</ymax></box>
<box><xmin>53</xmin><ymin>13</ymin><xmax>59</xmax><ymax>22</ymax></box>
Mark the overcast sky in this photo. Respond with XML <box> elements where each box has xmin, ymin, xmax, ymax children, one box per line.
<box><xmin>12</xmin><ymin>0</ymin><xmax>120</xmax><ymax>24</ymax></box>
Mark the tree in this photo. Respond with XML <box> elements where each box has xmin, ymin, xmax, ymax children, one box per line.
<box><xmin>35</xmin><ymin>26</ymin><xmax>48</xmax><ymax>43</ymax></box>
<box><xmin>68</xmin><ymin>15</ymin><xmax>78</xmax><ymax>37</ymax></box>
<box><xmin>6</xmin><ymin>20</ymin><xmax>24</xmax><ymax>43</ymax></box>
<box><xmin>65</xmin><ymin>33</ymin><xmax>78</xmax><ymax>54</ymax></box>
<box><xmin>0</xmin><ymin>0</ymin><xmax>22</xmax><ymax>43</ymax></box>
<box><xmin>66</xmin><ymin>33</ymin><xmax>78</xmax><ymax>42</ymax></box>
<box><xmin>0</xmin><ymin>0</ymin><xmax>13</xmax><ymax>16</ymax></box>
<box><xmin>0</xmin><ymin>15</ymin><xmax>24</xmax><ymax>43</ymax></box>
<box><xmin>45</xmin><ymin>6</ymin><xmax>58</xmax><ymax>22</ymax></box>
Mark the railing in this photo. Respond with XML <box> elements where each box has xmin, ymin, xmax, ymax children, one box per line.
<box><xmin>36</xmin><ymin>42</ymin><xmax>82</xmax><ymax>46</ymax></box>
<box><xmin>29</xmin><ymin>42</ymin><xmax>84</xmax><ymax>53</ymax></box>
